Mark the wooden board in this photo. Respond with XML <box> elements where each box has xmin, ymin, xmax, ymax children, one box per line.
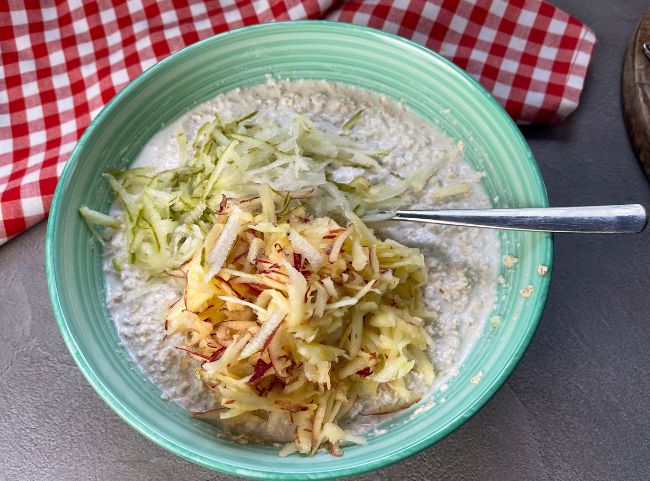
<box><xmin>622</xmin><ymin>8</ymin><xmax>650</xmax><ymax>180</ymax></box>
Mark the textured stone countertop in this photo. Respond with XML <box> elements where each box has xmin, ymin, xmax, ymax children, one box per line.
<box><xmin>1</xmin><ymin>1</ymin><xmax>649</xmax><ymax>479</ymax></box>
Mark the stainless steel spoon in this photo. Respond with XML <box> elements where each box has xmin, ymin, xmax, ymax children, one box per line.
<box><xmin>367</xmin><ymin>204</ymin><xmax>647</xmax><ymax>233</ymax></box>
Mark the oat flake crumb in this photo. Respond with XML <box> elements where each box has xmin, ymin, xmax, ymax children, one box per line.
<box><xmin>503</xmin><ymin>255</ymin><xmax>519</xmax><ymax>267</ymax></box>
<box><xmin>161</xmin><ymin>393</ymin><xmax>169</xmax><ymax>401</ymax></box>
<box><xmin>520</xmin><ymin>285</ymin><xmax>534</xmax><ymax>297</ymax></box>
<box><xmin>470</xmin><ymin>371</ymin><xmax>483</xmax><ymax>384</ymax></box>
<box><xmin>412</xmin><ymin>399</ymin><xmax>436</xmax><ymax>417</ymax></box>
<box><xmin>537</xmin><ymin>264</ymin><xmax>548</xmax><ymax>276</ymax></box>
<box><xmin>490</xmin><ymin>315</ymin><xmax>502</xmax><ymax>329</ymax></box>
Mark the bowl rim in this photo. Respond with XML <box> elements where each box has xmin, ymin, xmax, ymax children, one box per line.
<box><xmin>46</xmin><ymin>20</ymin><xmax>553</xmax><ymax>480</ymax></box>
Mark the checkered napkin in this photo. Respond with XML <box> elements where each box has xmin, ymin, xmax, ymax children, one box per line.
<box><xmin>0</xmin><ymin>0</ymin><xmax>596</xmax><ymax>245</ymax></box>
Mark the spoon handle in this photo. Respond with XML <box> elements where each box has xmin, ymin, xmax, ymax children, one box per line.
<box><xmin>388</xmin><ymin>204</ymin><xmax>647</xmax><ymax>233</ymax></box>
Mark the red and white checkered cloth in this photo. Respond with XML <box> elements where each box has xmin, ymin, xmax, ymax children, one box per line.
<box><xmin>0</xmin><ymin>0</ymin><xmax>596</xmax><ymax>245</ymax></box>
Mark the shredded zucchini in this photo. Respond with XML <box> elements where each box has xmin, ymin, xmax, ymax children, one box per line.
<box><xmin>341</xmin><ymin>109</ymin><xmax>364</xmax><ymax>131</ymax></box>
<box><xmin>79</xmin><ymin>206</ymin><xmax>120</xmax><ymax>228</ymax></box>
<box><xmin>95</xmin><ymin>109</ymin><xmax>444</xmax><ymax>274</ymax></box>
<box><xmin>79</xmin><ymin>206</ymin><xmax>120</xmax><ymax>244</ymax></box>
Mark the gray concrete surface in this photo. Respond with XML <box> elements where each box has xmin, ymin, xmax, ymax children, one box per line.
<box><xmin>2</xmin><ymin>1</ymin><xmax>650</xmax><ymax>479</ymax></box>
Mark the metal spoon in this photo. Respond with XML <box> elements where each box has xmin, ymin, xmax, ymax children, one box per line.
<box><xmin>643</xmin><ymin>42</ymin><xmax>650</xmax><ymax>61</ymax></box>
<box><xmin>367</xmin><ymin>204</ymin><xmax>647</xmax><ymax>233</ymax></box>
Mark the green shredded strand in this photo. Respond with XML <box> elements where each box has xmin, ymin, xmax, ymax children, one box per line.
<box><xmin>81</xmin><ymin>217</ymin><xmax>105</xmax><ymax>246</ymax></box>
<box><xmin>129</xmin><ymin>210</ymin><xmax>143</xmax><ymax>254</ymax></box>
<box><xmin>142</xmin><ymin>217</ymin><xmax>160</xmax><ymax>251</ymax></box>
<box><xmin>112</xmin><ymin>257</ymin><xmax>124</xmax><ymax>272</ymax></box>
<box><xmin>202</xmin><ymin>140</ymin><xmax>239</xmax><ymax>200</ymax></box>
<box><xmin>106</xmin><ymin>167</ymin><xmax>155</xmax><ymax>178</ymax></box>
<box><xmin>277</xmin><ymin>192</ymin><xmax>292</xmax><ymax>216</ymax></box>
<box><xmin>103</xmin><ymin>174</ymin><xmax>136</xmax><ymax>221</ymax></box>
<box><xmin>232</xmin><ymin>110</ymin><xmax>258</xmax><ymax>124</ymax></box>
<box><xmin>350</xmin><ymin>176</ymin><xmax>372</xmax><ymax>193</ymax></box>
<box><xmin>342</xmin><ymin>109</ymin><xmax>363</xmax><ymax>131</ymax></box>
<box><xmin>79</xmin><ymin>206</ymin><xmax>120</xmax><ymax>228</ymax></box>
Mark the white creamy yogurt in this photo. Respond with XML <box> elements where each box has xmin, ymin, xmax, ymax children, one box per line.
<box><xmin>103</xmin><ymin>79</ymin><xmax>498</xmax><ymax>441</ymax></box>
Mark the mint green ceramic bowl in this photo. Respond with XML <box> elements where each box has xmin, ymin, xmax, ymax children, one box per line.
<box><xmin>46</xmin><ymin>21</ymin><xmax>552</xmax><ymax>480</ymax></box>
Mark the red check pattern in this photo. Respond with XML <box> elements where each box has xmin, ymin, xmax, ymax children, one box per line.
<box><xmin>0</xmin><ymin>0</ymin><xmax>596</xmax><ymax>245</ymax></box>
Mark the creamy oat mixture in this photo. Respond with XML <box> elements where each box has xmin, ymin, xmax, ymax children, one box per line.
<box><xmin>103</xmin><ymin>79</ymin><xmax>498</xmax><ymax>441</ymax></box>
